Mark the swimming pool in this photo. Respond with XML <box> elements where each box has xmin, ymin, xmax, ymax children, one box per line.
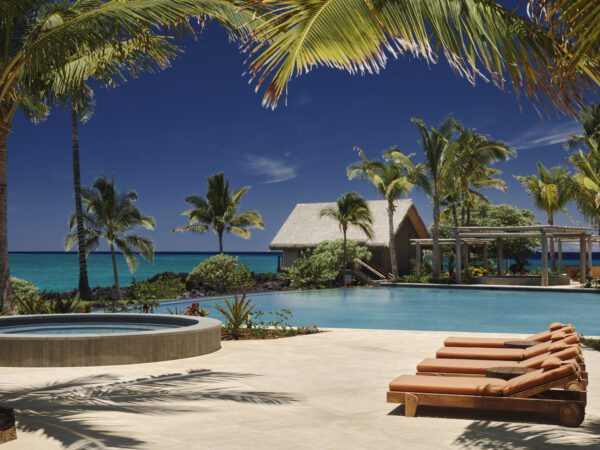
<box><xmin>156</xmin><ymin>287</ymin><xmax>600</xmax><ymax>335</ymax></box>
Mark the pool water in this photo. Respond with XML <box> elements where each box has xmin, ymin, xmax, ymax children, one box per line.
<box><xmin>156</xmin><ymin>287</ymin><xmax>600</xmax><ymax>335</ymax></box>
<box><xmin>0</xmin><ymin>322</ymin><xmax>180</xmax><ymax>335</ymax></box>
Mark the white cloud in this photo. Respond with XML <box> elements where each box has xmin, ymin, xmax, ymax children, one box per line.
<box><xmin>510</xmin><ymin>122</ymin><xmax>581</xmax><ymax>150</ymax></box>
<box><xmin>244</xmin><ymin>155</ymin><xmax>298</xmax><ymax>184</ymax></box>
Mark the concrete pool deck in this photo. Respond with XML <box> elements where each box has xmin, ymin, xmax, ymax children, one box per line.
<box><xmin>1</xmin><ymin>328</ymin><xmax>598</xmax><ymax>449</ymax></box>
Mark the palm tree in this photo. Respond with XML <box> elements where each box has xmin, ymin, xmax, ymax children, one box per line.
<box><xmin>173</xmin><ymin>173</ymin><xmax>264</xmax><ymax>253</ymax></box>
<box><xmin>514</xmin><ymin>163</ymin><xmax>573</xmax><ymax>271</ymax></box>
<box><xmin>319</xmin><ymin>192</ymin><xmax>374</xmax><ymax>284</ymax></box>
<box><xmin>0</xmin><ymin>0</ymin><xmax>257</xmax><ymax>313</ymax></box>
<box><xmin>347</xmin><ymin>148</ymin><xmax>424</xmax><ymax>278</ymax></box>
<box><xmin>410</xmin><ymin>116</ymin><xmax>459</xmax><ymax>279</ymax></box>
<box><xmin>69</xmin><ymin>89</ymin><xmax>95</xmax><ymax>299</ymax></box>
<box><xmin>245</xmin><ymin>1</ymin><xmax>598</xmax><ymax>114</ymax></box>
<box><xmin>567</xmin><ymin>103</ymin><xmax>600</xmax><ymax>231</ymax></box>
<box><xmin>65</xmin><ymin>175</ymin><xmax>155</xmax><ymax>297</ymax></box>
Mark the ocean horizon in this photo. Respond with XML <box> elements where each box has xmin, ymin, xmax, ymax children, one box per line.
<box><xmin>8</xmin><ymin>251</ymin><xmax>281</xmax><ymax>292</ymax></box>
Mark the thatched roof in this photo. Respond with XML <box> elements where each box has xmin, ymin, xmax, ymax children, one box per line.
<box><xmin>270</xmin><ymin>199</ymin><xmax>429</xmax><ymax>249</ymax></box>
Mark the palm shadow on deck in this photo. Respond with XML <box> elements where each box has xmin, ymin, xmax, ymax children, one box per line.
<box><xmin>0</xmin><ymin>369</ymin><xmax>296</xmax><ymax>448</ymax></box>
<box><xmin>389</xmin><ymin>406</ymin><xmax>600</xmax><ymax>448</ymax></box>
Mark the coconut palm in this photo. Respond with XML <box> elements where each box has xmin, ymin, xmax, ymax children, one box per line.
<box><xmin>173</xmin><ymin>172</ymin><xmax>264</xmax><ymax>253</ymax></box>
<box><xmin>566</xmin><ymin>104</ymin><xmax>600</xmax><ymax>153</ymax></box>
<box><xmin>347</xmin><ymin>148</ymin><xmax>424</xmax><ymax>278</ymax></box>
<box><xmin>245</xmin><ymin>0</ymin><xmax>599</xmax><ymax>113</ymax></box>
<box><xmin>65</xmin><ymin>175</ymin><xmax>156</xmax><ymax>297</ymax></box>
<box><xmin>514</xmin><ymin>163</ymin><xmax>573</xmax><ymax>271</ymax></box>
<box><xmin>320</xmin><ymin>192</ymin><xmax>374</xmax><ymax>284</ymax></box>
<box><xmin>445</xmin><ymin>127</ymin><xmax>515</xmax><ymax>226</ymax></box>
<box><xmin>0</xmin><ymin>0</ymin><xmax>257</xmax><ymax>313</ymax></box>
<box><xmin>410</xmin><ymin>116</ymin><xmax>459</xmax><ymax>279</ymax></box>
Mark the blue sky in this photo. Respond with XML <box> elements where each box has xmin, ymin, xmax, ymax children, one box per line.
<box><xmin>8</xmin><ymin>24</ymin><xmax>593</xmax><ymax>252</ymax></box>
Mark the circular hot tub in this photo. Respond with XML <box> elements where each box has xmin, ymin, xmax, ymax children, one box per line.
<box><xmin>0</xmin><ymin>314</ymin><xmax>221</xmax><ymax>367</ymax></box>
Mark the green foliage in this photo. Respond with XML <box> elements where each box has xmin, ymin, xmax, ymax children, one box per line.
<box><xmin>256</xmin><ymin>272</ymin><xmax>275</xmax><ymax>282</ymax></box>
<box><xmin>188</xmin><ymin>254</ymin><xmax>255</xmax><ymax>293</ymax></box>
<box><xmin>128</xmin><ymin>276</ymin><xmax>186</xmax><ymax>302</ymax></box>
<box><xmin>11</xmin><ymin>277</ymin><xmax>40</xmax><ymax>304</ymax></box>
<box><xmin>215</xmin><ymin>293</ymin><xmax>256</xmax><ymax>339</ymax></box>
<box><xmin>284</xmin><ymin>240</ymin><xmax>371</xmax><ymax>289</ymax></box>
<box><xmin>47</xmin><ymin>297</ymin><xmax>81</xmax><ymax>314</ymax></box>
<box><xmin>439</xmin><ymin>202</ymin><xmax>540</xmax><ymax>264</ymax></box>
<box><xmin>246</xmin><ymin>309</ymin><xmax>294</xmax><ymax>338</ymax></box>
<box><xmin>15</xmin><ymin>292</ymin><xmax>48</xmax><ymax>315</ymax></box>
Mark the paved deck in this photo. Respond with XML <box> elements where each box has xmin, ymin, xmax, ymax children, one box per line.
<box><xmin>1</xmin><ymin>329</ymin><xmax>598</xmax><ymax>449</ymax></box>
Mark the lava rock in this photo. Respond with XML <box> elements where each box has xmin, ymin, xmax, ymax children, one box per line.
<box><xmin>305</xmin><ymin>324</ymin><xmax>319</xmax><ymax>334</ymax></box>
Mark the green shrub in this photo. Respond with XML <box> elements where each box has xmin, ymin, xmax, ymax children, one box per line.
<box><xmin>581</xmin><ymin>337</ymin><xmax>600</xmax><ymax>351</ymax></box>
<box><xmin>283</xmin><ymin>250</ymin><xmax>338</xmax><ymax>289</ymax></box>
<box><xmin>284</xmin><ymin>240</ymin><xmax>371</xmax><ymax>289</ymax></box>
<box><xmin>11</xmin><ymin>277</ymin><xmax>40</xmax><ymax>304</ymax></box>
<box><xmin>188</xmin><ymin>255</ymin><xmax>255</xmax><ymax>293</ymax></box>
<box><xmin>48</xmin><ymin>296</ymin><xmax>81</xmax><ymax>313</ymax></box>
<box><xmin>128</xmin><ymin>276</ymin><xmax>186</xmax><ymax>302</ymax></box>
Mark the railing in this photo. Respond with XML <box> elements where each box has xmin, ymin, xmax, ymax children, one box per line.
<box><xmin>354</xmin><ymin>258</ymin><xmax>390</xmax><ymax>280</ymax></box>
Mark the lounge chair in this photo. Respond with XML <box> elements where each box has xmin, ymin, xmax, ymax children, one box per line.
<box><xmin>387</xmin><ymin>359</ymin><xmax>586</xmax><ymax>427</ymax></box>
<box><xmin>444</xmin><ymin>323</ymin><xmax>575</xmax><ymax>348</ymax></box>
<box><xmin>436</xmin><ymin>334</ymin><xmax>580</xmax><ymax>361</ymax></box>
<box><xmin>417</xmin><ymin>345</ymin><xmax>587</xmax><ymax>387</ymax></box>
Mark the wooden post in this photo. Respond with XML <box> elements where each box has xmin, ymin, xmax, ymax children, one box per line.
<box><xmin>558</xmin><ymin>240</ymin><xmax>563</xmax><ymax>270</ymax></box>
<box><xmin>497</xmin><ymin>238</ymin><xmax>503</xmax><ymax>276</ymax></box>
<box><xmin>587</xmin><ymin>238</ymin><xmax>592</xmax><ymax>279</ymax></box>
<box><xmin>580</xmin><ymin>236</ymin><xmax>587</xmax><ymax>285</ymax></box>
<box><xmin>541</xmin><ymin>231</ymin><xmax>549</xmax><ymax>286</ymax></box>
<box><xmin>415</xmin><ymin>243</ymin><xmax>422</xmax><ymax>277</ymax></box>
<box><xmin>463</xmin><ymin>244</ymin><xmax>469</xmax><ymax>273</ymax></box>
<box><xmin>483</xmin><ymin>244</ymin><xmax>489</xmax><ymax>271</ymax></box>
<box><xmin>455</xmin><ymin>237</ymin><xmax>462</xmax><ymax>284</ymax></box>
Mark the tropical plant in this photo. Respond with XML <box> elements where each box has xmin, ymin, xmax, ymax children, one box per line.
<box><xmin>215</xmin><ymin>293</ymin><xmax>257</xmax><ymax>339</ymax></box>
<box><xmin>173</xmin><ymin>173</ymin><xmax>264</xmax><ymax>253</ymax></box>
<box><xmin>15</xmin><ymin>292</ymin><xmax>48</xmax><ymax>315</ymax></box>
<box><xmin>347</xmin><ymin>148</ymin><xmax>424</xmax><ymax>277</ymax></box>
<box><xmin>567</xmin><ymin>103</ymin><xmax>600</xmax><ymax>231</ymax></box>
<box><xmin>245</xmin><ymin>0</ymin><xmax>599</xmax><ymax>113</ymax></box>
<box><xmin>410</xmin><ymin>116</ymin><xmax>459</xmax><ymax>279</ymax></box>
<box><xmin>65</xmin><ymin>174</ymin><xmax>155</xmax><ymax>298</ymax></box>
<box><xmin>187</xmin><ymin>254</ymin><xmax>255</xmax><ymax>293</ymax></box>
<box><xmin>185</xmin><ymin>302</ymin><xmax>210</xmax><ymax>317</ymax></box>
<box><xmin>514</xmin><ymin>163</ymin><xmax>573</xmax><ymax>271</ymax></box>
<box><xmin>47</xmin><ymin>296</ymin><xmax>81</xmax><ymax>314</ymax></box>
<box><xmin>311</xmin><ymin>240</ymin><xmax>372</xmax><ymax>272</ymax></box>
<box><xmin>319</xmin><ymin>192</ymin><xmax>373</xmax><ymax>284</ymax></box>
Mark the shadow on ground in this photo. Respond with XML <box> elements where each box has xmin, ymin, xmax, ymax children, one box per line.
<box><xmin>0</xmin><ymin>369</ymin><xmax>296</xmax><ymax>449</ymax></box>
<box><xmin>389</xmin><ymin>405</ymin><xmax>600</xmax><ymax>448</ymax></box>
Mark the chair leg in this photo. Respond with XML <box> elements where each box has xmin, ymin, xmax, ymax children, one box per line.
<box><xmin>405</xmin><ymin>393</ymin><xmax>419</xmax><ymax>417</ymax></box>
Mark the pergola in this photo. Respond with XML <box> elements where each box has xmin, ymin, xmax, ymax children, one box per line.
<box><xmin>453</xmin><ymin>226</ymin><xmax>594</xmax><ymax>286</ymax></box>
<box><xmin>410</xmin><ymin>238</ymin><xmax>495</xmax><ymax>277</ymax></box>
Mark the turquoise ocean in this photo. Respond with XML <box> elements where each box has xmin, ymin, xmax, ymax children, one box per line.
<box><xmin>9</xmin><ymin>252</ymin><xmax>281</xmax><ymax>292</ymax></box>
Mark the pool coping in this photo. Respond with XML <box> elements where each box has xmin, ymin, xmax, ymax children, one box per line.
<box><xmin>379</xmin><ymin>281</ymin><xmax>600</xmax><ymax>294</ymax></box>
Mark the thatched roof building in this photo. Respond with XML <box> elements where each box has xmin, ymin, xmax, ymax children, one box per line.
<box><xmin>270</xmin><ymin>199</ymin><xmax>429</xmax><ymax>275</ymax></box>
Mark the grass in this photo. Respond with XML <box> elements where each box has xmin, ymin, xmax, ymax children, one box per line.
<box><xmin>581</xmin><ymin>336</ymin><xmax>600</xmax><ymax>351</ymax></box>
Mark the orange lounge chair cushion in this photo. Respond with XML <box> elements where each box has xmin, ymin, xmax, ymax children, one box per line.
<box><xmin>526</xmin><ymin>330</ymin><xmax>553</xmax><ymax>342</ymax></box>
<box><xmin>436</xmin><ymin>346</ymin><xmax>525</xmax><ymax>360</ymax></box>
<box><xmin>389</xmin><ymin>375</ymin><xmax>506</xmax><ymax>396</ymax></box>
<box><xmin>418</xmin><ymin>358</ymin><xmax>520</xmax><ymax>374</ymax></box>
<box><xmin>443</xmin><ymin>337</ymin><xmax>509</xmax><ymax>348</ymax></box>
<box><xmin>501</xmin><ymin>362</ymin><xmax>577</xmax><ymax>396</ymax></box>
<box><xmin>541</xmin><ymin>357</ymin><xmax>562</xmax><ymax>370</ymax></box>
<box><xmin>549</xmin><ymin>322</ymin><xmax>564</xmax><ymax>331</ymax></box>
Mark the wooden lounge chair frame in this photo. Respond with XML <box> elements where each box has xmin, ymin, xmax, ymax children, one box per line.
<box><xmin>387</xmin><ymin>372</ymin><xmax>587</xmax><ymax>427</ymax></box>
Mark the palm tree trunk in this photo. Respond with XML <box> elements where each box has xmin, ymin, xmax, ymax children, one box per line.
<box><xmin>342</xmin><ymin>228</ymin><xmax>347</xmax><ymax>286</ymax></box>
<box><xmin>432</xmin><ymin>196</ymin><xmax>441</xmax><ymax>279</ymax></box>
<box><xmin>0</xmin><ymin>110</ymin><xmax>15</xmax><ymax>314</ymax></box>
<box><xmin>548</xmin><ymin>212</ymin><xmax>556</xmax><ymax>272</ymax></box>
<box><xmin>451</xmin><ymin>203</ymin><xmax>459</xmax><ymax>228</ymax></box>
<box><xmin>109</xmin><ymin>243</ymin><xmax>122</xmax><ymax>299</ymax></box>
<box><xmin>387</xmin><ymin>204</ymin><xmax>399</xmax><ymax>278</ymax></box>
<box><xmin>218</xmin><ymin>231</ymin><xmax>223</xmax><ymax>254</ymax></box>
<box><xmin>71</xmin><ymin>101</ymin><xmax>91</xmax><ymax>299</ymax></box>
